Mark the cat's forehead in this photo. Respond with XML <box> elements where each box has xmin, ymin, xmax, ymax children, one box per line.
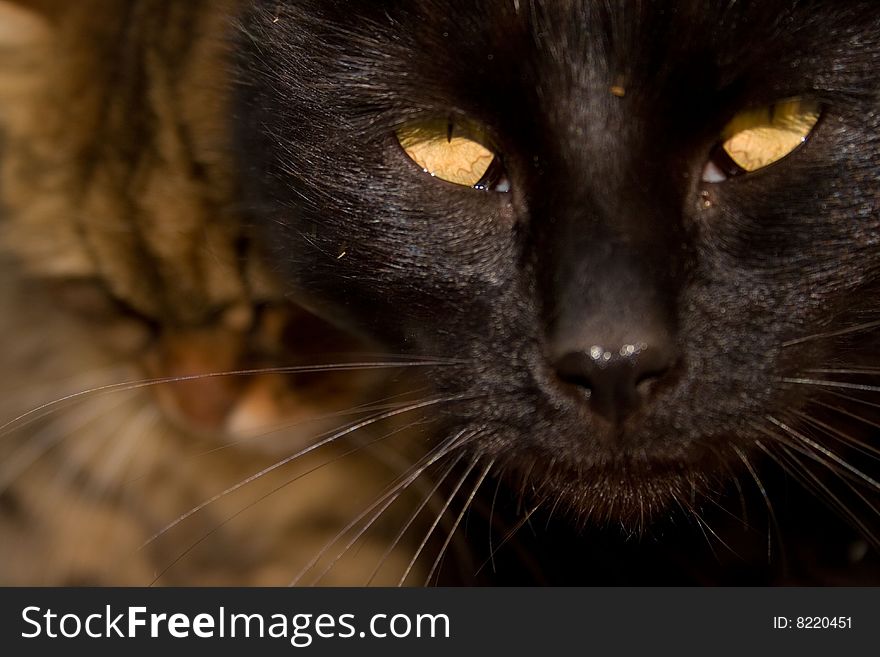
<box><xmin>269</xmin><ymin>1</ymin><xmax>879</xmax><ymax>107</ymax></box>
<box><xmin>395</xmin><ymin>0</ymin><xmax>869</xmax><ymax>45</ymax></box>
<box><xmin>295</xmin><ymin>0</ymin><xmax>875</xmax><ymax>128</ymax></box>
<box><xmin>355</xmin><ymin>0</ymin><xmax>876</xmax><ymax>83</ymax></box>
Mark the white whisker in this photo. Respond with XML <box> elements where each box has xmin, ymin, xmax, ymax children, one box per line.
<box><xmin>0</xmin><ymin>360</ymin><xmax>461</xmax><ymax>439</ymax></box>
<box><xmin>767</xmin><ymin>415</ymin><xmax>880</xmax><ymax>491</ymax></box>
<box><xmin>365</xmin><ymin>454</ymin><xmax>464</xmax><ymax>586</ymax></box>
<box><xmin>90</xmin><ymin>404</ymin><xmax>159</xmax><ymax>501</ymax></box>
<box><xmin>0</xmin><ymin>389</ymin><xmax>136</xmax><ymax>494</ymax></box>
<box><xmin>806</xmin><ymin>367</ymin><xmax>880</xmax><ymax>375</ymax></box>
<box><xmin>773</xmin><ymin>442</ymin><xmax>880</xmax><ymax>549</ymax></box>
<box><xmin>149</xmin><ymin>420</ymin><xmax>447</xmax><ymax>585</ymax></box>
<box><xmin>397</xmin><ymin>460</ymin><xmax>478</xmax><ymax>587</ymax></box>
<box><xmin>474</xmin><ymin>500</ymin><xmax>542</xmax><ymax>577</ymax></box>
<box><xmin>825</xmin><ymin>389</ymin><xmax>880</xmax><ymax>411</ymax></box>
<box><xmin>781</xmin><ymin>377</ymin><xmax>880</xmax><ymax>394</ymax></box>
<box><xmin>754</xmin><ymin>420</ymin><xmax>880</xmax><ymax>549</ymax></box>
<box><xmin>198</xmin><ymin>388</ymin><xmax>433</xmax><ymax>458</ymax></box>
<box><xmin>782</xmin><ymin>319</ymin><xmax>880</xmax><ymax>347</ymax></box>
<box><xmin>141</xmin><ymin>394</ymin><xmax>472</xmax><ymax>551</ymax></box>
<box><xmin>732</xmin><ymin>441</ymin><xmax>781</xmax><ymax>563</ymax></box>
<box><xmin>791</xmin><ymin>406</ymin><xmax>880</xmax><ymax>460</ymax></box>
<box><xmin>292</xmin><ymin>429</ymin><xmax>476</xmax><ymax>587</ymax></box>
<box><xmin>424</xmin><ymin>459</ymin><xmax>494</xmax><ymax>586</ymax></box>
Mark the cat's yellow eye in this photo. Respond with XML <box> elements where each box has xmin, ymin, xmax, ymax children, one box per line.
<box><xmin>717</xmin><ymin>99</ymin><xmax>821</xmax><ymax>174</ymax></box>
<box><xmin>396</xmin><ymin>120</ymin><xmax>504</xmax><ymax>190</ymax></box>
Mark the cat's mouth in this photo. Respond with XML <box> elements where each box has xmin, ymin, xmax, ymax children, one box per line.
<box><xmin>445</xmin><ymin>389</ymin><xmax>740</xmax><ymax>526</ymax></box>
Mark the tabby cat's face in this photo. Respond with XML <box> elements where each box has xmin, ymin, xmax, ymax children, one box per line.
<box><xmin>236</xmin><ymin>0</ymin><xmax>880</xmax><ymax>522</ymax></box>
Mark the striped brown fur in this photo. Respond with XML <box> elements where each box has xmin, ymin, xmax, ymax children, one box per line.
<box><xmin>0</xmin><ymin>0</ymin><xmax>430</xmax><ymax>586</ymax></box>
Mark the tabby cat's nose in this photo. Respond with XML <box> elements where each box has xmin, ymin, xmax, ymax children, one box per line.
<box><xmin>553</xmin><ymin>342</ymin><xmax>675</xmax><ymax>423</ymax></box>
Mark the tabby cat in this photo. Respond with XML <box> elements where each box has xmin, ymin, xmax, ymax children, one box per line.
<box><xmin>0</xmin><ymin>0</ymin><xmax>440</xmax><ymax>586</ymax></box>
<box><xmin>1</xmin><ymin>0</ymin><xmax>878</xmax><ymax>585</ymax></box>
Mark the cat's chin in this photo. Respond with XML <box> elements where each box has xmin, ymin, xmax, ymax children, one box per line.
<box><xmin>551</xmin><ymin>468</ymin><xmax>716</xmax><ymax>530</ymax></box>
<box><xmin>492</xmin><ymin>438</ymin><xmax>735</xmax><ymax>529</ymax></box>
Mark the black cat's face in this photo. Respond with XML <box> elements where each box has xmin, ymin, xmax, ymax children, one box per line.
<box><xmin>236</xmin><ymin>0</ymin><xmax>880</xmax><ymax>523</ymax></box>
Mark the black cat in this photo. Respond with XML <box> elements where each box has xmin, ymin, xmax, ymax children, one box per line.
<box><xmin>235</xmin><ymin>0</ymin><xmax>880</xmax><ymax>584</ymax></box>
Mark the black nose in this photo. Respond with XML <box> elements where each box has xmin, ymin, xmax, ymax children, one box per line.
<box><xmin>553</xmin><ymin>342</ymin><xmax>674</xmax><ymax>423</ymax></box>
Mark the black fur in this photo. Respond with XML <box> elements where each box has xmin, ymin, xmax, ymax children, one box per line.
<box><xmin>234</xmin><ymin>0</ymin><xmax>880</xmax><ymax>583</ymax></box>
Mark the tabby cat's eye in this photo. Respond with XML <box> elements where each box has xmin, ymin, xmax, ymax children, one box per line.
<box><xmin>702</xmin><ymin>99</ymin><xmax>822</xmax><ymax>182</ymax></box>
<box><xmin>396</xmin><ymin>120</ymin><xmax>509</xmax><ymax>192</ymax></box>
